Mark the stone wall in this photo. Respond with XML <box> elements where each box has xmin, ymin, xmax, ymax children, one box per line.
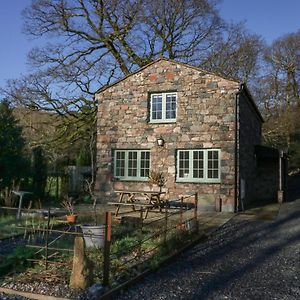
<box><xmin>95</xmin><ymin>59</ymin><xmax>240</xmax><ymax>212</ymax></box>
<box><xmin>238</xmin><ymin>89</ymin><xmax>262</xmax><ymax>206</ymax></box>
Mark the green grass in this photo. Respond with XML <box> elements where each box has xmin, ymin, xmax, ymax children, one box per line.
<box><xmin>0</xmin><ymin>246</ymin><xmax>37</xmax><ymax>277</ymax></box>
<box><xmin>0</xmin><ymin>214</ymin><xmax>61</xmax><ymax>239</ymax></box>
<box><xmin>0</xmin><ymin>215</ymin><xmax>26</xmax><ymax>239</ymax></box>
<box><xmin>0</xmin><ymin>209</ymin><xmax>199</xmax><ymax>289</ymax></box>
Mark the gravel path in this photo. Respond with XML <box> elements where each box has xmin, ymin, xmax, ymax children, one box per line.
<box><xmin>0</xmin><ymin>293</ymin><xmax>28</xmax><ymax>300</ymax></box>
<box><xmin>116</xmin><ymin>199</ymin><xmax>300</xmax><ymax>300</ymax></box>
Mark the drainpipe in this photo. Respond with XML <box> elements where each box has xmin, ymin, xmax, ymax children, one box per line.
<box><xmin>278</xmin><ymin>150</ymin><xmax>284</xmax><ymax>203</ymax></box>
<box><xmin>234</xmin><ymin>87</ymin><xmax>242</xmax><ymax>212</ymax></box>
<box><xmin>279</xmin><ymin>151</ymin><xmax>282</xmax><ymax>191</ymax></box>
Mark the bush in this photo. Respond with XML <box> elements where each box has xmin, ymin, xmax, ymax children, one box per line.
<box><xmin>0</xmin><ymin>246</ymin><xmax>36</xmax><ymax>276</ymax></box>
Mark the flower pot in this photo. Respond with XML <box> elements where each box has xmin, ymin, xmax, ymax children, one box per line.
<box><xmin>81</xmin><ymin>225</ymin><xmax>105</xmax><ymax>249</ymax></box>
<box><xmin>176</xmin><ymin>223</ymin><xmax>186</xmax><ymax>230</ymax></box>
<box><xmin>176</xmin><ymin>219</ymin><xmax>198</xmax><ymax>232</ymax></box>
<box><xmin>66</xmin><ymin>214</ymin><xmax>77</xmax><ymax>223</ymax></box>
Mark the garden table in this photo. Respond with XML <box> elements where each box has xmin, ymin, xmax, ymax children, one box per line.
<box><xmin>109</xmin><ymin>190</ymin><xmax>166</xmax><ymax>219</ymax></box>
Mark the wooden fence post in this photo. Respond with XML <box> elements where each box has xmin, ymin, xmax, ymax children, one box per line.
<box><xmin>103</xmin><ymin>212</ymin><xmax>112</xmax><ymax>287</ymax></box>
<box><xmin>180</xmin><ymin>196</ymin><xmax>184</xmax><ymax>227</ymax></box>
<box><xmin>164</xmin><ymin>207</ymin><xmax>168</xmax><ymax>244</ymax></box>
<box><xmin>138</xmin><ymin>208</ymin><xmax>143</xmax><ymax>258</ymax></box>
<box><xmin>45</xmin><ymin>207</ymin><xmax>51</xmax><ymax>270</ymax></box>
<box><xmin>194</xmin><ymin>193</ymin><xmax>198</xmax><ymax>219</ymax></box>
<box><xmin>194</xmin><ymin>193</ymin><xmax>198</xmax><ymax>233</ymax></box>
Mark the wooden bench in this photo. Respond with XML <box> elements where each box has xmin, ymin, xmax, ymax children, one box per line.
<box><xmin>107</xmin><ymin>202</ymin><xmax>155</xmax><ymax>219</ymax></box>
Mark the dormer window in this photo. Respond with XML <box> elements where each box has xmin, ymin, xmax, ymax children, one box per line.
<box><xmin>150</xmin><ymin>92</ymin><xmax>177</xmax><ymax>123</ymax></box>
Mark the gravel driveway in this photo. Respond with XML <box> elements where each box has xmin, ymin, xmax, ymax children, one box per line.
<box><xmin>116</xmin><ymin>199</ymin><xmax>300</xmax><ymax>300</ymax></box>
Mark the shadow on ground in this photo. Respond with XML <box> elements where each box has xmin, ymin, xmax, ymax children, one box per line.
<box><xmin>115</xmin><ymin>177</ymin><xmax>300</xmax><ymax>300</ymax></box>
<box><xmin>287</xmin><ymin>175</ymin><xmax>300</xmax><ymax>202</ymax></box>
<box><xmin>238</xmin><ymin>175</ymin><xmax>300</xmax><ymax>221</ymax></box>
<box><xmin>188</xmin><ymin>202</ymin><xmax>300</xmax><ymax>299</ymax></box>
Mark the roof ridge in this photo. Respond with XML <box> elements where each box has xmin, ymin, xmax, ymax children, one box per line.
<box><xmin>96</xmin><ymin>57</ymin><xmax>240</xmax><ymax>94</ymax></box>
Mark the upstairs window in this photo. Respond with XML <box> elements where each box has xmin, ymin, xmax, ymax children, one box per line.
<box><xmin>177</xmin><ymin>149</ymin><xmax>221</xmax><ymax>183</ymax></box>
<box><xmin>114</xmin><ymin>150</ymin><xmax>150</xmax><ymax>181</ymax></box>
<box><xmin>150</xmin><ymin>92</ymin><xmax>177</xmax><ymax>122</ymax></box>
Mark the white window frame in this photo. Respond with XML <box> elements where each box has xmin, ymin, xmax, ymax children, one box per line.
<box><xmin>150</xmin><ymin>92</ymin><xmax>177</xmax><ymax>123</ymax></box>
<box><xmin>113</xmin><ymin>150</ymin><xmax>151</xmax><ymax>181</ymax></box>
<box><xmin>176</xmin><ymin>149</ymin><xmax>221</xmax><ymax>183</ymax></box>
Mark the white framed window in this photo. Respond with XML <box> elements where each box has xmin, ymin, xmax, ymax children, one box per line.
<box><xmin>177</xmin><ymin>149</ymin><xmax>221</xmax><ymax>183</ymax></box>
<box><xmin>114</xmin><ymin>150</ymin><xmax>150</xmax><ymax>181</ymax></box>
<box><xmin>150</xmin><ymin>92</ymin><xmax>177</xmax><ymax>122</ymax></box>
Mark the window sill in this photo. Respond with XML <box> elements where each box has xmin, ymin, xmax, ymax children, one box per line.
<box><xmin>176</xmin><ymin>179</ymin><xmax>221</xmax><ymax>184</ymax></box>
<box><xmin>149</xmin><ymin>120</ymin><xmax>176</xmax><ymax>124</ymax></box>
<box><xmin>113</xmin><ymin>178</ymin><xmax>149</xmax><ymax>182</ymax></box>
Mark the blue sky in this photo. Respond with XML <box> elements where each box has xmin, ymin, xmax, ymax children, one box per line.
<box><xmin>0</xmin><ymin>0</ymin><xmax>299</xmax><ymax>88</ymax></box>
<box><xmin>220</xmin><ymin>0</ymin><xmax>300</xmax><ymax>43</ymax></box>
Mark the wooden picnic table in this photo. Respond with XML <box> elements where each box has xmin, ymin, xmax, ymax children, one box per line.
<box><xmin>108</xmin><ymin>190</ymin><xmax>166</xmax><ymax>219</ymax></box>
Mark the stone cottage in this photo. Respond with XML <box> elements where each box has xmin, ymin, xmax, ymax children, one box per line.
<box><xmin>95</xmin><ymin>58</ymin><xmax>280</xmax><ymax>212</ymax></box>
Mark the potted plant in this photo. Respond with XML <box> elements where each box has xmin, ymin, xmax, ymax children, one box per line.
<box><xmin>61</xmin><ymin>197</ymin><xmax>77</xmax><ymax>223</ymax></box>
<box><xmin>148</xmin><ymin>170</ymin><xmax>165</xmax><ymax>192</ymax></box>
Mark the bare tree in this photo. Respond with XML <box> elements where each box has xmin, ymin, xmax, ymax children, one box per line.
<box><xmin>3</xmin><ymin>0</ymin><xmax>263</xmax><ymax>116</ymax></box>
<box><xmin>264</xmin><ymin>30</ymin><xmax>300</xmax><ymax>108</ymax></box>
<box><xmin>22</xmin><ymin>0</ymin><xmax>222</xmax><ymax>74</ymax></box>
<box><xmin>202</xmin><ymin>22</ymin><xmax>263</xmax><ymax>83</ymax></box>
<box><xmin>257</xmin><ymin>30</ymin><xmax>300</xmax><ymax>148</ymax></box>
<box><xmin>1</xmin><ymin>0</ymin><xmax>225</xmax><ymax>169</ymax></box>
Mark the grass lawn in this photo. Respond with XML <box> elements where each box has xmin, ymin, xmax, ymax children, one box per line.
<box><xmin>0</xmin><ymin>214</ymin><xmax>29</xmax><ymax>239</ymax></box>
<box><xmin>0</xmin><ymin>213</ymin><xmax>62</xmax><ymax>239</ymax></box>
